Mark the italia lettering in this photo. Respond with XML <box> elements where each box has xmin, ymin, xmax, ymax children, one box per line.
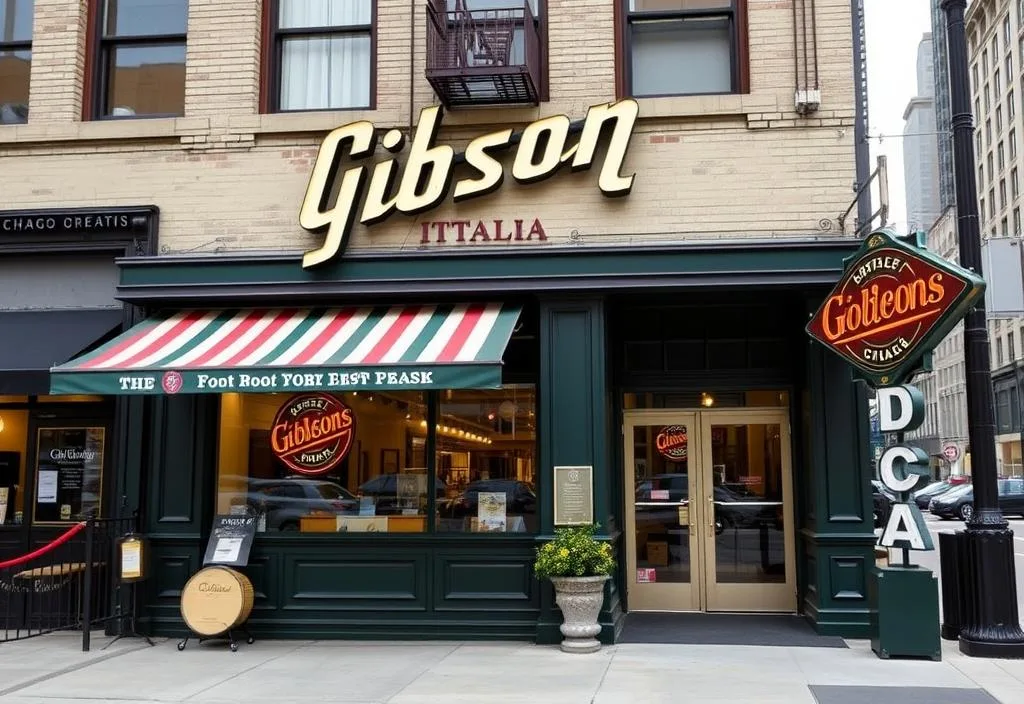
<box><xmin>300</xmin><ymin>99</ymin><xmax>640</xmax><ymax>268</ymax></box>
<box><xmin>821</xmin><ymin>273</ymin><xmax>946</xmax><ymax>342</ymax></box>
<box><xmin>419</xmin><ymin>219</ymin><xmax>547</xmax><ymax>244</ymax></box>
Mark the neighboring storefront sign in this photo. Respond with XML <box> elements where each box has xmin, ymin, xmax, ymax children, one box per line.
<box><xmin>0</xmin><ymin>210</ymin><xmax>144</xmax><ymax>235</ymax></box>
<box><xmin>554</xmin><ymin>465</ymin><xmax>594</xmax><ymax>526</ymax></box>
<box><xmin>33</xmin><ymin>427</ymin><xmax>104</xmax><ymax>523</ymax></box>
<box><xmin>270</xmin><ymin>393</ymin><xmax>356</xmax><ymax>476</ymax></box>
<box><xmin>300</xmin><ymin>99</ymin><xmax>640</xmax><ymax>268</ymax></box>
<box><xmin>875</xmin><ymin>385</ymin><xmax>934</xmax><ymax>551</ymax></box>
<box><xmin>655</xmin><ymin>425</ymin><xmax>688</xmax><ymax>461</ymax></box>
<box><xmin>806</xmin><ymin>228</ymin><xmax>985</xmax><ymax>386</ymax></box>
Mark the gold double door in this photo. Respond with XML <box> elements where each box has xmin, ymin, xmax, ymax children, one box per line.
<box><xmin>624</xmin><ymin>409</ymin><xmax>796</xmax><ymax>613</ymax></box>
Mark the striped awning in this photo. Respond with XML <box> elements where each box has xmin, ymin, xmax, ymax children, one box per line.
<box><xmin>49</xmin><ymin>303</ymin><xmax>521</xmax><ymax>396</ymax></box>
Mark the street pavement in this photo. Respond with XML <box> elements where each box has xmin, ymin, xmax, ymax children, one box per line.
<box><xmin>2</xmin><ymin>630</ymin><xmax>1024</xmax><ymax>703</ymax></box>
<box><xmin>882</xmin><ymin>514</ymin><xmax>1024</xmax><ymax>621</ymax></box>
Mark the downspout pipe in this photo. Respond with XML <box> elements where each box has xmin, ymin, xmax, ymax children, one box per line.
<box><xmin>852</xmin><ymin>0</ymin><xmax>872</xmax><ymax>228</ymax></box>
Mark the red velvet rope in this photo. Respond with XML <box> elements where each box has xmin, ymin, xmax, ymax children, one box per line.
<box><xmin>0</xmin><ymin>521</ymin><xmax>87</xmax><ymax>570</ymax></box>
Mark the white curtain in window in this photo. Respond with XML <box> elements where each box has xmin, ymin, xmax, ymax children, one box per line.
<box><xmin>279</xmin><ymin>0</ymin><xmax>372</xmax><ymax>110</ymax></box>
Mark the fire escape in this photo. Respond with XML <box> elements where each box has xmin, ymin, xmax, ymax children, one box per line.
<box><xmin>426</xmin><ymin>0</ymin><xmax>541</xmax><ymax>108</ymax></box>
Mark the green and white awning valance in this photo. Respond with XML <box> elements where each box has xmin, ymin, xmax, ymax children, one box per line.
<box><xmin>49</xmin><ymin>303</ymin><xmax>521</xmax><ymax>396</ymax></box>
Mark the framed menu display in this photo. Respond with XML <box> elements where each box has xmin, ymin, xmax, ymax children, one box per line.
<box><xmin>33</xmin><ymin>427</ymin><xmax>105</xmax><ymax>523</ymax></box>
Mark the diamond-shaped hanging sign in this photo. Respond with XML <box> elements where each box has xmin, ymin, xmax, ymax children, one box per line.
<box><xmin>806</xmin><ymin>228</ymin><xmax>985</xmax><ymax>388</ymax></box>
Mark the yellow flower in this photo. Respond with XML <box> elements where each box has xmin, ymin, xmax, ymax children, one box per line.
<box><xmin>559</xmin><ymin>548</ymin><xmax>569</xmax><ymax>557</ymax></box>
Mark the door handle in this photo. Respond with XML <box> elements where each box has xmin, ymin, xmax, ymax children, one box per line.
<box><xmin>707</xmin><ymin>495</ymin><xmax>716</xmax><ymax>536</ymax></box>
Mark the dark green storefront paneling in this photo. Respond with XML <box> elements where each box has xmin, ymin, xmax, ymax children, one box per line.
<box><xmin>121</xmin><ymin>239</ymin><xmax>879</xmax><ymax>641</ymax></box>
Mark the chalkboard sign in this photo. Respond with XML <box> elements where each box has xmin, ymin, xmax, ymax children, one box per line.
<box><xmin>203</xmin><ymin>515</ymin><xmax>257</xmax><ymax>567</ymax></box>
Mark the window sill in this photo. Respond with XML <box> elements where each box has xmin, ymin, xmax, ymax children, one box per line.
<box><xmin>0</xmin><ymin>117</ymin><xmax>210</xmax><ymax>144</ymax></box>
<box><xmin>238</xmin><ymin>110</ymin><xmax>383</xmax><ymax>135</ymax></box>
<box><xmin>634</xmin><ymin>93</ymin><xmax>775</xmax><ymax>118</ymax></box>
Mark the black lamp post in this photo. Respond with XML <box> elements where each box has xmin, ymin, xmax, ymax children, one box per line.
<box><xmin>942</xmin><ymin>0</ymin><xmax>1024</xmax><ymax>657</ymax></box>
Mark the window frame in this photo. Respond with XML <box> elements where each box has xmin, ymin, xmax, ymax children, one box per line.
<box><xmin>0</xmin><ymin>0</ymin><xmax>32</xmax><ymax>124</ymax></box>
<box><xmin>617</xmin><ymin>0</ymin><xmax>749</xmax><ymax>100</ymax></box>
<box><xmin>260</xmin><ymin>0</ymin><xmax>377</xmax><ymax>114</ymax></box>
<box><xmin>84</xmin><ymin>0</ymin><xmax>189</xmax><ymax>121</ymax></box>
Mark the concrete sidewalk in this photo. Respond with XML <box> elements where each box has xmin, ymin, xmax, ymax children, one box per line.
<box><xmin>2</xmin><ymin>633</ymin><xmax>1024</xmax><ymax>703</ymax></box>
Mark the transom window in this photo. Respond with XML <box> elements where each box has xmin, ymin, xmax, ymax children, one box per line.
<box><xmin>0</xmin><ymin>0</ymin><xmax>32</xmax><ymax>124</ymax></box>
<box><xmin>624</xmin><ymin>0</ymin><xmax>745</xmax><ymax>97</ymax></box>
<box><xmin>268</xmin><ymin>0</ymin><xmax>373</xmax><ymax>112</ymax></box>
<box><xmin>94</xmin><ymin>0</ymin><xmax>187</xmax><ymax>118</ymax></box>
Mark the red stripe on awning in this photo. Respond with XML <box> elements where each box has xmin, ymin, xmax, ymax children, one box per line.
<box><xmin>81</xmin><ymin>311</ymin><xmax>205</xmax><ymax>370</ymax></box>
<box><xmin>360</xmin><ymin>306</ymin><xmax>422</xmax><ymax>364</ymax></box>
<box><xmin>288</xmin><ymin>309</ymin><xmax>358</xmax><ymax>366</ymax></box>
<box><xmin>436</xmin><ymin>304</ymin><xmax>485</xmax><ymax>362</ymax></box>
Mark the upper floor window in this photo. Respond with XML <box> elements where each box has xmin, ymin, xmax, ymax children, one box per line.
<box><xmin>1009</xmin><ymin>54</ymin><xmax>1015</xmax><ymax>82</ymax></box>
<box><xmin>973</xmin><ymin>63</ymin><xmax>980</xmax><ymax>93</ymax></box>
<box><xmin>984</xmin><ymin>49</ymin><xmax>990</xmax><ymax>76</ymax></box>
<box><xmin>623</xmin><ymin>0</ymin><xmax>747</xmax><ymax>98</ymax></box>
<box><xmin>996</xmin><ymin>69</ymin><xmax>1003</xmax><ymax>95</ymax></box>
<box><xmin>0</xmin><ymin>0</ymin><xmax>32</xmax><ymax>125</ymax></box>
<box><xmin>1005</xmin><ymin>15</ymin><xmax>1012</xmax><ymax>48</ymax></box>
<box><xmin>1010</xmin><ymin>90</ymin><xmax>1016</xmax><ymax>120</ymax></box>
<box><xmin>1014</xmin><ymin>128</ymin><xmax>1020</xmax><ymax>159</ymax></box>
<box><xmin>92</xmin><ymin>0</ymin><xmax>187</xmax><ymax>118</ymax></box>
<box><xmin>266</xmin><ymin>0</ymin><xmax>373</xmax><ymax>112</ymax></box>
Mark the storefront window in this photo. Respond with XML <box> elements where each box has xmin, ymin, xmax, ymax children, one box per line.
<box><xmin>436</xmin><ymin>385</ymin><xmax>537</xmax><ymax>533</ymax></box>
<box><xmin>215</xmin><ymin>385</ymin><xmax>538</xmax><ymax>536</ymax></box>
<box><xmin>32</xmin><ymin>427</ymin><xmax>105</xmax><ymax>523</ymax></box>
<box><xmin>0</xmin><ymin>409</ymin><xmax>28</xmax><ymax>526</ymax></box>
<box><xmin>216</xmin><ymin>391</ymin><xmax>429</xmax><ymax>534</ymax></box>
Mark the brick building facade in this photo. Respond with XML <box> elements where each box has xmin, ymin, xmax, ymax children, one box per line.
<box><xmin>1</xmin><ymin>0</ymin><xmax>878</xmax><ymax>642</ymax></box>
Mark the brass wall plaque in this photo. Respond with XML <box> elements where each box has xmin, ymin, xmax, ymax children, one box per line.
<box><xmin>554</xmin><ymin>465</ymin><xmax>594</xmax><ymax>526</ymax></box>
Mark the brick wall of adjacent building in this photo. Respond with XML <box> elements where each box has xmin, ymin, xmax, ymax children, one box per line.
<box><xmin>2</xmin><ymin>0</ymin><xmax>859</xmax><ymax>255</ymax></box>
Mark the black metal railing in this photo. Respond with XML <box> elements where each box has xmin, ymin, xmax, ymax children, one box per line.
<box><xmin>1</xmin><ymin>515</ymin><xmax>139</xmax><ymax>650</ymax></box>
<box><xmin>1</xmin><ymin>521</ymin><xmax>89</xmax><ymax>643</ymax></box>
<box><xmin>426</xmin><ymin>0</ymin><xmax>541</xmax><ymax>107</ymax></box>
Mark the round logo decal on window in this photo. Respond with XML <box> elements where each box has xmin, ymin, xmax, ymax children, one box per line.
<box><xmin>655</xmin><ymin>425</ymin><xmax>688</xmax><ymax>461</ymax></box>
<box><xmin>270</xmin><ymin>393</ymin><xmax>356</xmax><ymax>476</ymax></box>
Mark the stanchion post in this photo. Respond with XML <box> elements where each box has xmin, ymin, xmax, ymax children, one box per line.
<box><xmin>81</xmin><ymin>519</ymin><xmax>94</xmax><ymax>652</ymax></box>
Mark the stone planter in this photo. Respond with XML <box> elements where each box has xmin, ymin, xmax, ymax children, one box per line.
<box><xmin>550</xmin><ymin>575</ymin><xmax>609</xmax><ymax>653</ymax></box>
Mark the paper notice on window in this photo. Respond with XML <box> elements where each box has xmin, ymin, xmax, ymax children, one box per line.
<box><xmin>37</xmin><ymin>471</ymin><xmax>58</xmax><ymax>504</ymax></box>
<box><xmin>212</xmin><ymin>537</ymin><xmax>243</xmax><ymax>564</ymax></box>
<box><xmin>0</xmin><ymin>487</ymin><xmax>8</xmax><ymax>525</ymax></box>
<box><xmin>477</xmin><ymin>492</ymin><xmax>507</xmax><ymax>532</ymax></box>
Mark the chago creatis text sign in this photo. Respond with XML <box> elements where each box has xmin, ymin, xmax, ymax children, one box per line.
<box><xmin>806</xmin><ymin>228</ymin><xmax>985</xmax><ymax>387</ymax></box>
<box><xmin>298</xmin><ymin>99</ymin><xmax>640</xmax><ymax>268</ymax></box>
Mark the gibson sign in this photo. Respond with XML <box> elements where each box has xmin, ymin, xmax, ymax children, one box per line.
<box><xmin>299</xmin><ymin>99</ymin><xmax>640</xmax><ymax>268</ymax></box>
<box><xmin>806</xmin><ymin>228</ymin><xmax>985</xmax><ymax>386</ymax></box>
<box><xmin>270</xmin><ymin>393</ymin><xmax>356</xmax><ymax>476</ymax></box>
<box><xmin>655</xmin><ymin>425</ymin><xmax>688</xmax><ymax>461</ymax></box>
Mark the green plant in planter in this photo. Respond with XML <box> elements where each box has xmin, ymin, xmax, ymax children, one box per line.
<box><xmin>534</xmin><ymin>524</ymin><xmax>615</xmax><ymax>579</ymax></box>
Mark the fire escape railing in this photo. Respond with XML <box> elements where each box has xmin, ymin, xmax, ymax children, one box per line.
<box><xmin>426</xmin><ymin>0</ymin><xmax>541</xmax><ymax>107</ymax></box>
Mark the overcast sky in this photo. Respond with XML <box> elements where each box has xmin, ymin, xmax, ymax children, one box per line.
<box><xmin>864</xmin><ymin>0</ymin><xmax>935</xmax><ymax>233</ymax></box>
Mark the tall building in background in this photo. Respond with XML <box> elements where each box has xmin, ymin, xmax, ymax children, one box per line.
<box><xmin>903</xmin><ymin>33</ymin><xmax>942</xmax><ymax>233</ymax></box>
<box><xmin>965</xmin><ymin>0</ymin><xmax>1024</xmax><ymax>478</ymax></box>
<box><xmin>931</xmin><ymin>0</ymin><xmax>956</xmax><ymax>210</ymax></box>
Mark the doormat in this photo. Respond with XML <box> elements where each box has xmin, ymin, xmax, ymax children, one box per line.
<box><xmin>809</xmin><ymin>686</ymin><xmax>1000</xmax><ymax>704</ymax></box>
<box><xmin>618</xmin><ymin>613</ymin><xmax>848</xmax><ymax>648</ymax></box>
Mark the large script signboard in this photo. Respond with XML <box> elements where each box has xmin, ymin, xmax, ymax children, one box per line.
<box><xmin>806</xmin><ymin>228</ymin><xmax>985</xmax><ymax>387</ymax></box>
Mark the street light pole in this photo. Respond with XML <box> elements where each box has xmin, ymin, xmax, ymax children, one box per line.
<box><xmin>942</xmin><ymin>0</ymin><xmax>1024</xmax><ymax>657</ymax></box>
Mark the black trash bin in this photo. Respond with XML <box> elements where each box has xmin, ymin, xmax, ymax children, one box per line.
<box><xmin>939</xmin><ymin>530</ymin><xmax>966</xmax><ymax>640</ymax></box>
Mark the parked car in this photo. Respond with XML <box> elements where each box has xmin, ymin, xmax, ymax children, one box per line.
<box><xmin>871</xmin><ymin>480</ymin><xmax>895</xmax><ymax>528</ymax></box>
<box><xmin>243</xmin><ymin>477</ymin><xmax>359</xmax><ymax>531</ymax></box>
<box><xmin>932</xmin><ymin>478</ymin><xmax>1024</xmax><ymax>520</ymax></box>
<box><xmin>929</xmin><ymin>482</ymin><xmax>975</xmax><ymax>520</ymax></box>
<box><xmin>913</xmin><ymin>480</ymin><xmax>956</xmax><ymax>509</ymax></box>
<box><xmin>358</xmin><ymin>473</ymin><xmax>446</xmax><ymax>515</ymax></box>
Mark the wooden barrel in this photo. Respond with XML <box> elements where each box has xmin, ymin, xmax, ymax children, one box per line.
<box><xmin>180</xmin><ymin>566</ymin><xmax>254</xmax><ymax>636</ymax></box>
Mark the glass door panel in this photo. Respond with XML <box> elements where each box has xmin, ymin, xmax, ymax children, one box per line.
<box><xmin>623</xmin><ymin>412</ymin><xmax>700</xmax><ymax>611</ymax></box>
<box><xmin>702</xmin><ymin>413</ymin><xmax>795</xmax><ymax>612</ymax></box>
